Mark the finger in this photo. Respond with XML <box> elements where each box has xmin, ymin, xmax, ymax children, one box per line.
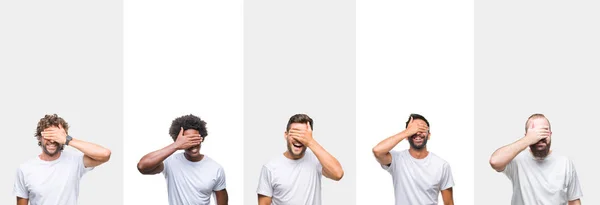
<box><xmin>288</xmin><ymin>130</ymin><xmax>304</xmax><ymax>135</ymax></box>
<box><xmin>530</xmin><ymin>122</ymin><xmax>535</xmax><ymax>129</ymax></box>
<box><xmin>178</xmin><ymin>127</ymin><xmax>184</xmax><ymax>137</ymax></box>
<box><xmin>58</xmin><ymin>124</ymin><xmax>64</xmax><ymax>130</ymax></box>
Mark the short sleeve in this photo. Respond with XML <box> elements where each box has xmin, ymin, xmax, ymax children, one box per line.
<box><xmin>502</xmin><ymin>158</ymin><xmax>517</xmax><ymax>180</ymax></box>
<box><xmin>162</xmin><ymin>156</ymin><xmax>172</xmax><ymax>178</ymax></box>
<box><xmin>567</xmin><ymin>160</ymin><xmax>583</xmax><ymax>201</ymax></box>
<box><xmin>256</xmin><ymin>165</ymin><xmax>273</xmax><ymax>197</ymax></box>
<box><xmin>213</xmin><ymin>166</ymin><xmax>227</xmax><ymax>191</ymax></box>
<box><xmin>440</xmin><ymin>162</ymin><xmax>455</xmax><ymax>190</ymax></box>
<box><xmin>78</xmin><ymin>154</ymin><xmax>94</xmax><ymax>177</ymax></box>
<box><xmin>13</xmin><ymin>168</ymin><xmax>28</xmax><ymax>199</ymax></box>
<box><xmin>381</xmin><ymin>150</ymin><xmax>399</xmax><ymax>174</ymax></box>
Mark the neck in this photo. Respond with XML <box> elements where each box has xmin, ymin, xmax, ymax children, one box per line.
<box><xmin>284</xmin><ymin>151</ymin><xmax>304</xmax><ymax>160</ymax></box>
<box><xmin>184</xmin><ymin>153</ymin><xmax>204</xmax><ymax>162</ymax></box>
<box><xmin>408</xmin><ymin>147</ymin><xmax>429</xmax><ymax>159</ymax></box>
<box><xmin>39</xmin><ymin>151</ymin><xmax>61</xmax><ymax>161</ymax></box>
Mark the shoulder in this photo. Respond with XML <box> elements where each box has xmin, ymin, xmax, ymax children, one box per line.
<box><xmin>390</xmin><ymin>149</ymin><xmax>408</xmax><ymax>160</ymax></box>
<box><xmin>263</xmin><ymin>155</ymin><xmax>283</xmax><ymax>170</ymax></box>
<box><xmin>17</xmin><ymin>158</ymin><xmax>39</xmax><ymax>173</ymax></box>
<box><xmin>166</xmin><ymin>152</ymin><xmax>183</xmax><ymax>163</ymax></box>
<box><xmin>428</xmin><ymin>152</ymin><xmax>450</xmax><ymax>166</ymax></box>
<box><xmin>62</xmin><ymin>150</ymin><xmax>83</xmax><ymax>159</ymax></box>
<box><xmin>203</xmin><ymin>156</ymin><xmax>224</xmax><ymax>170</ymax></box>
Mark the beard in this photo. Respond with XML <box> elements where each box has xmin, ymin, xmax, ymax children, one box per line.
<box><xmin>530</xmin><ymin>139</ymin><xmax>551</xmax><ymax>159</ymax></box>
<box><xmin>408</xmin><ymin>135</ymin><xmax>428</xmax><ymax>150</ymax></box>
<box><xmin>287</xmin><ymin>141</ymin><xmax>307</xmax><ymax>158</ymax></box>
<box><xmin>42</xmin><ymin>142</ymin><xmax>62</xmax><ymax>156</ymax></box>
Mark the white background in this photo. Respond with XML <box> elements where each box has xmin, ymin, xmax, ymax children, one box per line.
<box><xmin>356</xmin><ymin>0</ymin><xmax>474</xmax><ymax>204</ymax></box>
<box><xmin>123</xmin><ymin>0</ymin><xmax>243</xmax><ymax>204</ymax></box>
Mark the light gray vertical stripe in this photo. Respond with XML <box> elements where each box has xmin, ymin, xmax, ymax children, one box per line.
<box><xmin>244</xmin><ymin>0</ymin><xmax>356</xmax><ymax>204</ymax></box>
<box><xmin>0</xmin><ymin>1</ymin><xmax>123</xmax><ymax>204</ymax></box>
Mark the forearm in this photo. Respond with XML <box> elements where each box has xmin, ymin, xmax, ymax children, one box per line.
<box><xmin>308</xmin><ymin>140</ymin><xmax>344</xmax><ymax>180</ymax></box>
<box><xmin>490</xmin><ymin>137</ymin><xmax>530</xmax><ymax>171</ymax></box>
<box><xmin>137</xmin><ymin>143</ymin><xmax>178</xmax><ymax>172</ymax></box>
<box><xmin>372</xmin><ymin>131</ymin><xmax>409</xmax><ymax>156</ymax></box>
<box><xmin>568</xmin><ymin>199</ymin><xmax>581</xmax><ymax>205</ymax></box>
<box><xmin>68</xmin><ymin>138</ymin><xmax>111</xmax><ymax>162</ymax></box>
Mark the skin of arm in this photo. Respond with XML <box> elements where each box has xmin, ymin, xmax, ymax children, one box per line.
<box><xmin>41</xmin><ymin>125</ymin><xmax>111</xmax><ymax>168</ymax></box>
<box><xmin>289</xmin><ymin>122</ymin><xmax>344</xmax><ymax>181</ymax></box>
<box><xmin>372</xmin><ymin>117</ymin><xmax>427</xmax><ymax>165</ymax></box>
<box><xmin>307</xmin><ymin>140</ymin><xmax>344</xmax><ymax>181</ymax></box>
<box><xmin>489</xmin><ymin>124</ymin><xmax>549</xmax><ymax>172</ymax></box>
<box><xmin>568</xmin><ymin>199</ymin><xmax>581</xmax><ymax>205</ymax></box>
<box><xmin>214</xmin><ymin>189</ymin><xmax>228</xmax><ymax>205</ymax></box>
<box><xmin>441</xmin><ymin>188</ymin><xmax>454</xmax><ymax>205</ymax></box>
<box><xmin>137</xmin><ymin>127</ymin><xmax>202</xmax><ymax>174</ymax></box>
<box><xmin>489</xmin><ymin>138</ymin><xmax>530</xmax><ymax>172</ymax></box>
<box><xmin>372</xmin><ymin>131</ymin><xmax>412</xmax><ymax>166</ymax></box>
<box><xmin>137</xmin><ymin>143</ymin><xmax>178</xmax><ymax>174</ymax></box>
<box><xmin>16</xmin><ymin>197</ymin><xmax>28</xmax><ymax>205</ymax></box>
<box><xmin>258</xmin><ymin>194</ymin><xmax>272</xmax><ymax>205</ymax></box>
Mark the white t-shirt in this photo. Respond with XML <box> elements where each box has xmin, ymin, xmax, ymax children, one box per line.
<box><xmin>13</xmin><ymin>150</ymin><xmax>93</xmax><ymax>205</ymax></box>
<box><xmin>257</xmin><ymin>150</ymin><xmax>323</xmax><ymax>205</ymax></box>
<box><xmin>503</xmin><ymin>151</ymin><xmax>583</xmax><ymax>205</ymax></box>
<box><xmin>382</xmin><ymin>150</ymin><xmax>454</xmax><ymax>205</ymax></box>
<box><xmin>163</xmin><ymin>153</ymin><xmax>226</xmax><ymax>205</ymax></box>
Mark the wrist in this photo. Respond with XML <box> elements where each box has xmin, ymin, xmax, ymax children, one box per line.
<box><xmin>398</xmin><ymin>131</ymin><xmax>411</xmax><ymax>139</ymax></box>
<box><xmin>171</xmin><ymin>141</ymin><xmax>183</xmax><ymax>150</ymax></box>
<box><xmin>305</xmin><ymin>139</ymin><xmax>317</xmax><ymax>148</ymax></box>
<box><xmin>64</xmin><ymin>135</ymin><xmax>73</xmax><ymax>145</ymax></box>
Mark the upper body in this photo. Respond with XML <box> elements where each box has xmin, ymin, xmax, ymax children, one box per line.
<box><xmin>15</xmin><ymin>114</ymin><xmax>111</xmax><ymax>205</ymax></box>
<box><xmin>257</xmin><ymin>114</ymin><xmax>344</xmax><ymax>205</ymax></box>
<box><xmin>137</xmin><ymin>114</ymin><xmax>228</xmax><ymax>205</ymax></box>
<box><xmin>257</xmin><ymin>150</ymin><xmax>323</xmax><ymax>205</ymax></box>
<box><xmin>372</xmin><ymin>114</ymin><xmax>454</xmax><ymax>205</ymax></box>
<box><xmin>14</xmin><ymin>151</ymin><xmax>93</xmax><ymax>205</ymax></box>
<box><xmin>383</xmin><ymin>150</ymin><xmax>454</xmax><ymax>205</ymax></box>
<box><xmin>503</xmin><ymin>151</ymin><xmax>582</xmax><ymax>205</ymax></box>
<box><xmin>489</xmin><ymin>114</ymin><xmax>582</xmax><ymax>205</ymax></box>
<box><xmin>163</xmin><ymin>153</ymin><xmax>226</xmax><ymax>205</ymax></box>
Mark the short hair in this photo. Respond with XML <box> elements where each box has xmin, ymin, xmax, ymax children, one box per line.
<box><xmin>405</xmin><ymin>113</ymin><xmax>430</xmax><ymax>130</ymax></box>
<box><xmin>525</xmin><ymin>113</ymin><xmax>551</xmax><ymax>131</ymax></box>
<box><xmin>168</xmin><ymin>114</ymin><xmax>208</xmax><ymax>141</ymax></box>
<box><xmin>35</xmin><ymin>114</ymin><xmax>69</xmax><ymax>150</ymax></box>
<box><xmin>286</xmin><ymin>114</ymin><xmax>313</xmax><ymax>132</ymax></box>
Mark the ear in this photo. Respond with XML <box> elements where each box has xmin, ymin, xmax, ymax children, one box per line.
<box><xmin>427</xmin><ymin>132</ymin><xmax>432</xmax><ymax>140</ymax></box>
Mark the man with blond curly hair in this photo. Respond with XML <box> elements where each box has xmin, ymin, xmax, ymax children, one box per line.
<box><xmin>14</xmin><ymin>114</ymin><xmax>112</xmax><ymax>205</ymax></box>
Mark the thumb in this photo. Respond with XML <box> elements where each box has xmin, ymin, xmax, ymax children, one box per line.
<box><xmin>306</xmin><ymin>122</ymin><xmax>312</xmax><ymax>131</ymax></box>
<box><xmin>409</xmin><ymin>117</ymin><xmax>413</xmax><ymax>124</ymax></box>
<box><xmin>178</xmin><ymin>127</ymin><xmax>184</xmax><ymax>137</ymax></box>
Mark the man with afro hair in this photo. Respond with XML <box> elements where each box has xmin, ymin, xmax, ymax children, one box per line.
<box><xmin>138</xmin><ymin>114</ymin><xmax>228</xmax><ymax>205</ymax></box>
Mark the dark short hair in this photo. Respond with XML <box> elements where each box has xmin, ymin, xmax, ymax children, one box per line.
<box><xmin>168</xmin><ymin>114</ymin><xmax>208</xmax><ymax>141</ymax></box>
<box><xmin>35</xmin><ymin>114</ymin><xmax>69</xmax><ymax>150</ymax></box>
<box><xmin>405</xmin><ymin>113</ymin><xmax>430</xmax><ymax>129</ymax></box>
<box><xmin>286</xmin><ymin>114</ymin><xmax>313</xmax><ymax>132</ymax></box>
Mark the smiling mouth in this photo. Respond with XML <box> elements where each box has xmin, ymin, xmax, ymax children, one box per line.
<box><xmin>292</xmin><ymin>142</ymin><xmax>304</xmax><ymax>149</ymax></box>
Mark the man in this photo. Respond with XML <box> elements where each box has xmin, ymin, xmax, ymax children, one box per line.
<box><xmin>372</xmin><ymin>113</ymin><xmax>454</xmax><ymax>205</ymax></box>
<box><xmin>490</xmin><ymin>114</ymin><xmax>582</xmax><ymax>205</ymax></box>
<box><xmin>257</xmin><ymin>114</ymin><xmax>344</xmax><ymax>205</ymax></box>
<box><xmin>14</xmin><ymin>114</ymin><xmax>112</xmax><ymax>205</ymax></box>
<box><xmin>137</xmin><ymin>114</ymin><xmax>228</xmax><ymax>205</ymax></box>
